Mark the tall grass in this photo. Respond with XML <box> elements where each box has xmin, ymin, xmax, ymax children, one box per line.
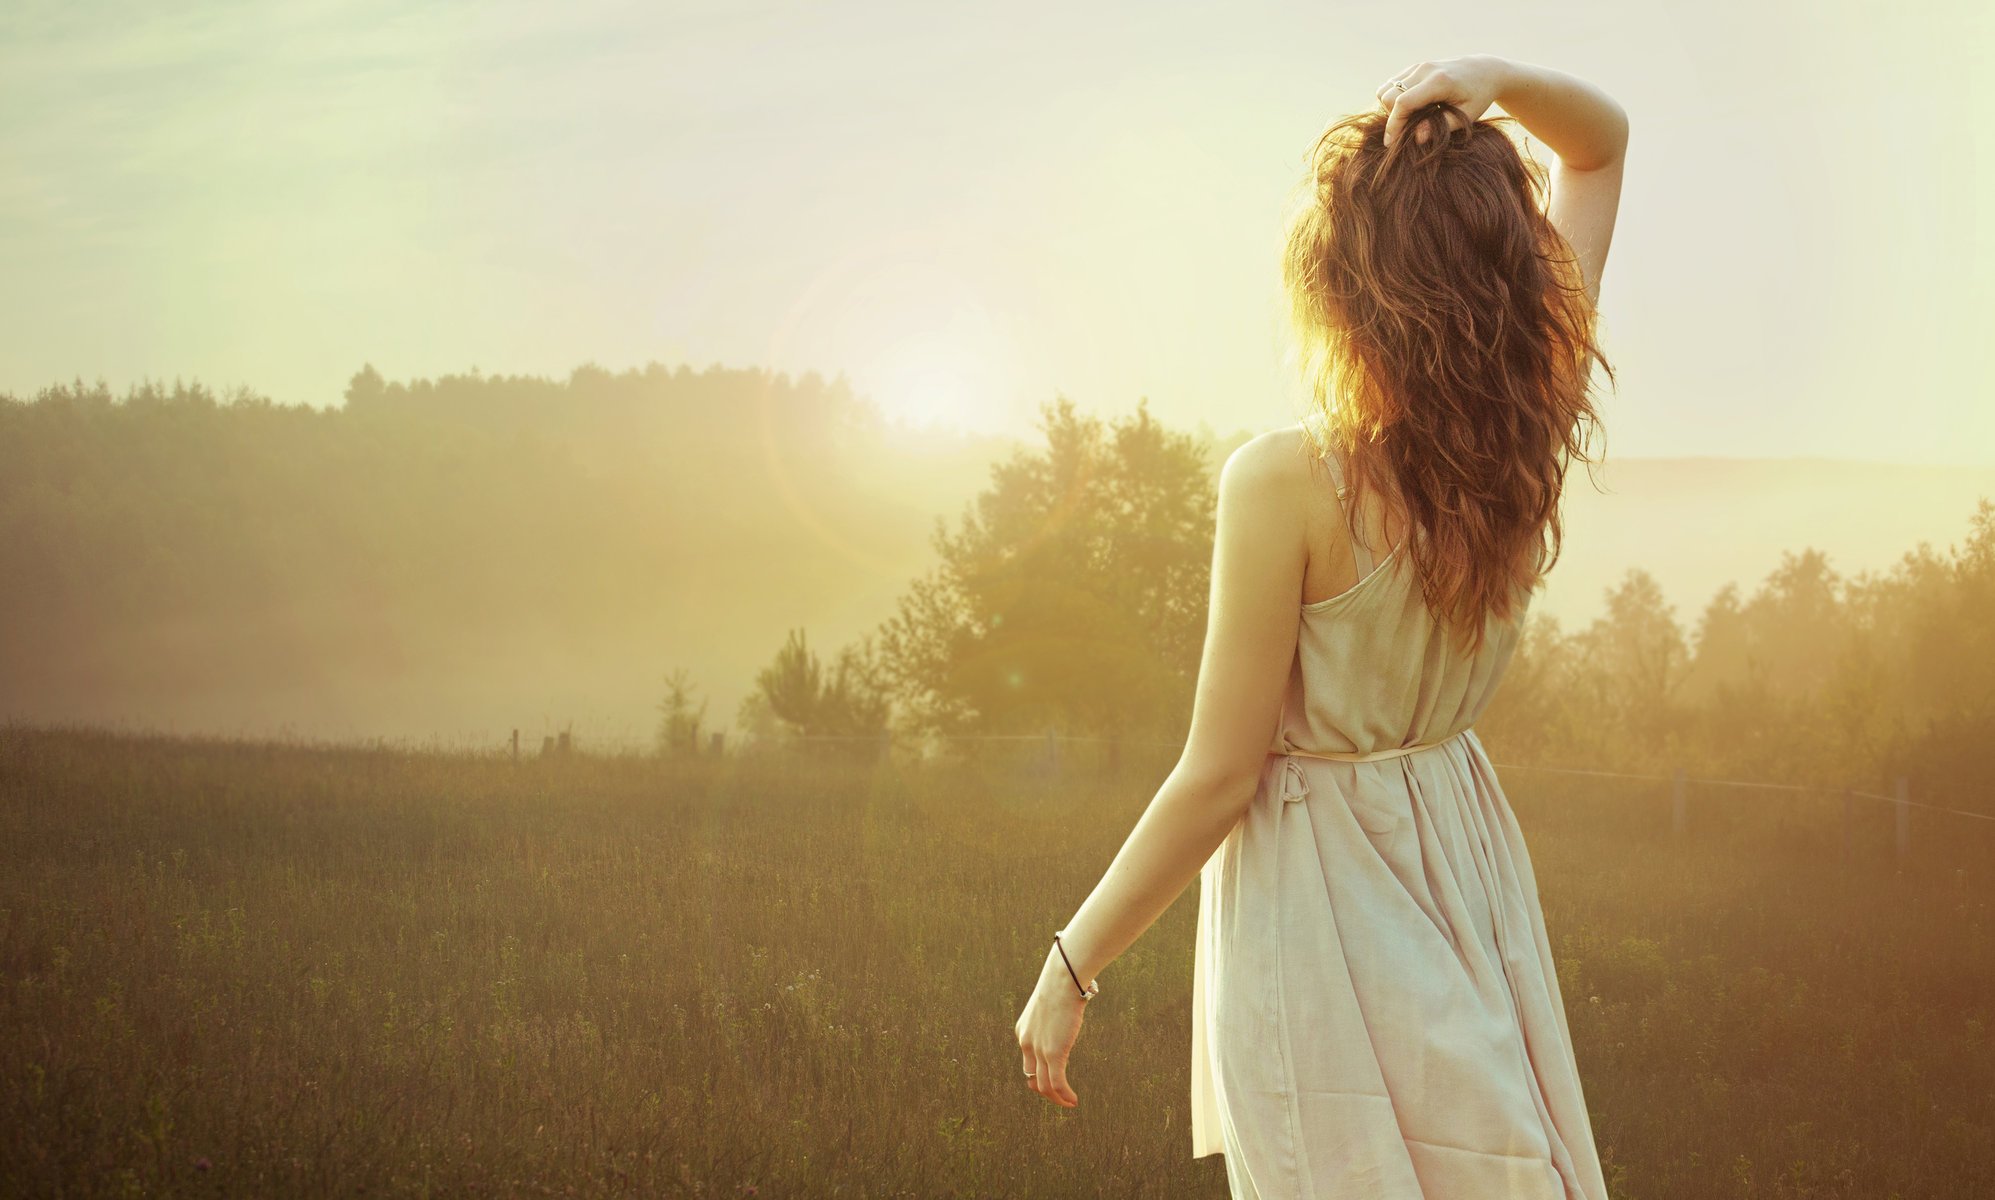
<box><xmin>0</xmin><ymin>727</ymin><xmax>1988</xmax><ymax>1197</ymax></box>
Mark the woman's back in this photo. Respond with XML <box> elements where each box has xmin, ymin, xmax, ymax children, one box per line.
<box><xmin>1190</xmin><ymin>433</ymin><xmax>1603</xmax><ymax>1197</ymax></box>
<box><xmin>1276</xmin><ymin>436</ymin><xmax>1537</xmax><ymax>762</ymax></box>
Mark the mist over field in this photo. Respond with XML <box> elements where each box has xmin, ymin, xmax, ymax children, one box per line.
<box><xmin>5</xmin><ymin>367</ymin><xmax>1991</xmax><ymax>750</ymax></box>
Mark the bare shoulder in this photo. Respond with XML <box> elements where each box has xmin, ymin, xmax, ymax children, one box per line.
<box><xmin>1219</xmin><ymin>425</ymin><xmax>1317</xmax><ymax>498</ymax></box>
<box><xmin>1215</xmin><ymin>426</ymin><xmax>1319</xmax><ymax>561</ymax></box>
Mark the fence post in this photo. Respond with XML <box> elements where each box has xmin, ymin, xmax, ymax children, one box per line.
<box><xmin>1671</xmin><ymin>767</ymin><xmax>1687</xmax><ymax>837</ymax></box>
<box><xmin>1894</xmin><ymin>776</ymin><xmax>1911</xmax><ymax>863</ymax></box>
<box><xmin>1841</xmin><ymin>788</ymin><xmax>1854</xmax><ymax>859</ymax></box>
<box><xmin>511</xmin><ymin>728</ymin><xmax>519</xmax><ymax>761</ymax></box>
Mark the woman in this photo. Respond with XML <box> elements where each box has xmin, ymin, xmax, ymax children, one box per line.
<box><xmin>1013</xmin><ymin>54</ymin><xmax>1628</xmax><ymax>1198</ymax></box>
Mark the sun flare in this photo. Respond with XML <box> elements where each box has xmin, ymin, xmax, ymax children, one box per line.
<box><xmin>767</xmin><ymin>238</ymin><xmax>1019</xmax><ymax>436</ymax></box>
<box><xmin>868</xmin><ymin>342</ymin><xmax>991</xmax><ymax>432</ymax></box>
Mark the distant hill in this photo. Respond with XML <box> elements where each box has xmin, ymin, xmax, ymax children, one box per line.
<box><xmin>1542</xmin><ymin>455</ymin><xmax>1995</xmax><ymax>630</ymax></box>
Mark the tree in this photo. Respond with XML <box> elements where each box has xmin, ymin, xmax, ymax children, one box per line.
<box><xmin>753</xmin><ymin>628</ymin><xmax>825</xmax><ymax>733</ymax></box>
<box><xmin>655</xmin><ymin>667</ymin><xmax>708</xmax><ymax>756</ymax></box>
<box><xmin>745</xmin><ymin>628</ymin><xmax>892</xmax><ymax>742</ymax></box>
<box><xmin>820</xmin><ymin>633</ymin><xmax>894</xmax><ymax>739</ymax></box>
<box><xmin>1739</xmin><ymin>548</ymin><xmax>1848</xmax><ymax>699</ymax></box>
<box><xmin>873</xmin><ymin>396</ymin><xmax>1214</xmax><ymax>739</ymax></box>
<box><xmin>1570</xmin><ymin>568</ymin><xmax>1690</xmax><ymax>753</ymax></box>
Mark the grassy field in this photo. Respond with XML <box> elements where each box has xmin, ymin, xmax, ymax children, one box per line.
<box><xmin>1</xmin><ymin>727</ymin><xmax>1990</xmax><ymax>1198</ymax></box>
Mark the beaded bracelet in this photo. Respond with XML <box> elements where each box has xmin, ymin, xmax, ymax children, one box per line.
<box><xmin>1053</xmin><ymin>930</ymin><xmax>1100</xmax><ymax>1001</ymax></box>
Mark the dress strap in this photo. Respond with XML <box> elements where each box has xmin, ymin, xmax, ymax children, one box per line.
<box><xmin>1321</xmin><ymin>444</ymin><xmax>1376</xmax><ymax>579</ymax></box>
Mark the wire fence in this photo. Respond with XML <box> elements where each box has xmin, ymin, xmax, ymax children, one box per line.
<box><xmin>13</xmin><ymin>718</ymin><xmax>1983</xmax><ymax>849</ymax></box>
<box><xmin>728</xmin><ymin>730</ymin><xmax>1987</xmax><ymax>818</ymax></box>
<box><xmin>692</xmin><ymin>730</ymin><xmax>1992</xmax><ymax>861</ymax></box>
<box><xmin>475</xmin><ymin>723</ymin><xmax>1994</xmax><ymax>862</ymax></box>
<box><xmin>1491</xmin><ymin>760</ymin><xmax>1991</xmax><ymax>823</ymax></box>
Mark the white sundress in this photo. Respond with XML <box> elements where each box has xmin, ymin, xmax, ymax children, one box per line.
<box><xmin>1189</xmin><ymin>443</ymin><xmax>1610</xmax><ymax>1199</ymax></box>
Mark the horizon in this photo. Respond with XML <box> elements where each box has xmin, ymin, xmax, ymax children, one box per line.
<box><xmin>14</xmin><ymin>359</ymin><xmax>1995</xmax><ymax>474</ymax></box>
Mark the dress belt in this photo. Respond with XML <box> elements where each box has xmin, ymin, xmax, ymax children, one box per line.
<box><xmin>1272</xmin><ymin>728</ymin><xmax>1468</xmax><ymax>804</ymax></box>
<box><xmin>1273</xmin><ymin>726</ymin><xmax>1467</xmax><ymax>763</ymax></box>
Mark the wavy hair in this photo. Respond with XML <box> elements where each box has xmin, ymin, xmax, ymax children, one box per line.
<box><xmin>1282</xmin><ymin>101</ymin><xmax>1613</xmax><ymax>655</ymax></box>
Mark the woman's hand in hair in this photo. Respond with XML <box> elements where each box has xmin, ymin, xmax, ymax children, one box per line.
<box><xmin>1376</xmin><ymin>55</ymin><xmax>1510</xmax><ymax>148</ymax></box>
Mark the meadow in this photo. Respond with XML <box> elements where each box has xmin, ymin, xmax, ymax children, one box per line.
<box><xmin>1</xmin><ymin>726</ymin><xmax>1989</xmax><ymax>1198</ymax></box>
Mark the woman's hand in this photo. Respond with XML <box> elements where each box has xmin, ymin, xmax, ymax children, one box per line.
<box><xmin>1375</xmin><ymin>55</ymin><xmax>1512</xmax><ymax>147</ymax></box>
<box><xmin>1014</xmin><ymin>947</ymin><xmax>1088</xmax><ymax>1107</ymax></box>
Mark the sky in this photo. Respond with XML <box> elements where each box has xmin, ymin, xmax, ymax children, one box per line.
<box><xmin>3</xmin><ymin>0</ymin><xmax>1990</xmax><ymax>463</ymax></box>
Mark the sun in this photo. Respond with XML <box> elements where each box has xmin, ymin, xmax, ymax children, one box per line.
<box><xmin>869</xmin><ymin>340</ymin><xmax>990</xmax><ymax>432</ymax></box>
<box><xmin>854</xmin><ymin>271</ymin><xmax>1020</xmax><ymax>435</ymax></box>
<box><xmin>764</xmin><ymin>234</ymin><xmax>1020</xmax><ymax>436</ymax></box>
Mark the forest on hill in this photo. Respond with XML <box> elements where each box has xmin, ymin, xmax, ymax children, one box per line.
<box><xmin>3</xmin><ymin>365</ymin><xmax>1990</xmax><ymax>822</ymax></box>
<box><xmin>0</xmin><ymin>365</ymin><xmax>1008</xmax><ymax>745</ymax></box>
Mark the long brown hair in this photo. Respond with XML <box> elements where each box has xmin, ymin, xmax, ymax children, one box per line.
<box><xmin>1282</xmin><ymin>101</ymin><xmax>1613</xmax><ymax>655</ymax></box>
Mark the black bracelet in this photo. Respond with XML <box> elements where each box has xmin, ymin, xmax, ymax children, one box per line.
<box><xmin>1053</xmin><ymin>930</ymin><xmax>1100</xmax><ymax>1001</ymax></box>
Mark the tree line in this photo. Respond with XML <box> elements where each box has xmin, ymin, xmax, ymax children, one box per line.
<box><xmin>713</xmin><ymin>400</ymin><xmax>1993</xmax><ymax>816</ymax></box>
<box><xmin>3</xmin><ymin>366</ymin><xmax>1988</xmax><ymax>814</ymax></box>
